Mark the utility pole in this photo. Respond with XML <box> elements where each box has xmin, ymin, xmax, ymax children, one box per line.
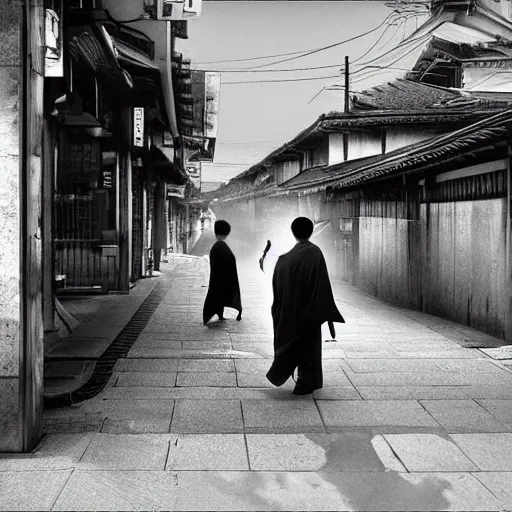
<box><xmin>343</xmin><ymin>56</ymin><xmax>349</xmax><ymax>161</ymax></box>
<box><xmin>344</xmin><ymin>56</ymin><xmax>349</xmax><ymax>114</ymax></box>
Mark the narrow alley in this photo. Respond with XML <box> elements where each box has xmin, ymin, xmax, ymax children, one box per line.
<box><xmin>3</xmin><ymin>240</ymin><xmax>512</xmax><ymax>511</ymax></box>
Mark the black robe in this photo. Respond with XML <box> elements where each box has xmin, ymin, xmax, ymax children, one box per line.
<box><xmin>203</xmin><ymin>240</ymin><xmax>242</xmax><ymax>324</ymax></box>
<box><xmin>266</xmin><ymin>241</ymin><xmax>345</xmax><ymax>387</ymax></box>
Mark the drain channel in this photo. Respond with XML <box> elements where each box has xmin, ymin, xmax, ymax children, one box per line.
<box><xmin>44</xmin><ymin>278</ymin><xmax>171</xmax><ymax>409</ymax></box>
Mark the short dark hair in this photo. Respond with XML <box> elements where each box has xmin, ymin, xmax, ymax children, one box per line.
<box><xmin>214</xmin><ymin>220</ymin><xmax>231</xmax><ymax>236</ymax></box>
<box><xmin>291</xmin><ymin>217</ymin><xmax>314</xmax><ymax>239</ymax></box>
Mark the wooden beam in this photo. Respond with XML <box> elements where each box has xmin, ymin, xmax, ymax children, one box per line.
<box><xmin>434</xmin><ymin>159</ymin><xmax>507</xmax><ymax>184</ymax></box>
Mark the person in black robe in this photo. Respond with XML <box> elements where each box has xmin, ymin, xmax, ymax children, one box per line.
<box><xmin>203</xmin><ymin>220</ymin><xmax>242</xmax><ymax>325</ymax></box>
<box><xmin>265</xmin><ymin>217</ymin><xmax>345</xmax><ymax>395</ymax></box>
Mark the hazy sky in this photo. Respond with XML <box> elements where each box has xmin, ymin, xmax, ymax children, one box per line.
<box><xmin>178</xmin><ymin>1</ymin><xmax>428</xmax><ymax>184</ymax></box>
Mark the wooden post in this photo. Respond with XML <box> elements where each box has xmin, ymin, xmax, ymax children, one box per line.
<box><xmin>505</xmin><ymin>129</ymin><xmax>512</xmax><ymax>343</ymax></box>
<box><xmin>343</xmin><ymin>56</ymin><xmax>349</xmax><ymax>161</ymax></box>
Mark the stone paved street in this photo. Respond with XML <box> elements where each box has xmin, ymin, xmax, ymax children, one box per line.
<box><xmin>3</xmin><ymin>254</ymin><xmax>512</xmax><ymax>510</ymax></box>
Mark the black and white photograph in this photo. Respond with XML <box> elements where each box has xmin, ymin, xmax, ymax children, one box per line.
<box><xmin>2</xmin><ymin>0</ymin><xmax>512</xmax><ymax>509</ymax></box>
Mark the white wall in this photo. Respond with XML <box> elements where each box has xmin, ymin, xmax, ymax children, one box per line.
<box><xmin>347</xmin><ymin>131</ymin><xmax>382</xmax><ymax>160</ymax></box>
<box><xmin>385</xmin><ymin>126</ymin><xmax>443</xmax><ymax>153</ymax></box>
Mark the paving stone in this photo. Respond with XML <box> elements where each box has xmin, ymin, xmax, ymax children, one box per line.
<box><xmin>115</xmin><ymin>372</ymin><xmax>177</xmax><ymax>387</ymax></box>
<box><xmin>480</xmin><ymin>347</ymin><xmax>512</xmax><ymax>360</ymax></box>
<box><xmin>242</xmin><ymin>400</ymin><xmax>324</xmax><ymax>433</ymax></box>
<box><xmin>79</xmin><ymin>434</ymin><xmax>170</xmax><ymax>470</ymax></box>
<box><xmin>114</xmin><ymin>358</ymin><xmax>180</xmax><ymax>372</ymax></box>
<box><xmin>52</xmin><ymin>470</ymin><xmax>179</xmax><ymax>511</ymax></box>
<box><xmin>0</xmin><ymin>469</ymin><xmax>73</xmax><ymax>511</ymax></box>
<box><xmin>44</xmin><ymin>416</ymin><xmax>105</xmax><ymax>434</ymax></box>
<box><xmin>312</xmin><ymin>387</ymin><xmax>361</xmax><ymax>400</ymax></box>
<box><xmin>420</xmin><ymin>400</ymin><xmax>510</xmax><ymax>433</ymax></box>
<box><xmin>473</xmin><ymin>472</ymin><xmax>512</xmax><ymax>509</ymax></box>
<box><xmin>176</xmin><ymin>372</ymin><xmax>237</xmax><ymax>387</ymax></box>
<box><xmin>182</xmin><ymin>341</ymin><xmax>232</xmax><ymax>350</ymax></box>
<box><xmin>383</xmin><ymin>434</ymin><xmax>479</xmax><ymax>472</ymax></box>
<box><xmin>171</xmin><ymin>400</ymin><xmax>244</xmax><ymax>433</ymax></box>
<box><xmin>101</xmin><ymin>419</ymin><xmax>171</xmax><ymax>434</ymax></box>
<box><xmin>346</xmin><ymin>359</ymin><xmax>440</xmax><ymax>373</ymax></box>
<box><xmin>0</xmin><ymin>434</ymin><xmax>93</xmax><ymax>470</ymax></box>
<box><xmin>450</xmin><ymin>433</ymin><xmax>512</xmax><ymax>470</ymax></box>
<box><xmin>317</xmin><ymin>401</ymin><xmax>440</xmax><ymax>429</ymax></box>
<box><xmin>477</xmin><ymin>399</ymin><xmax>512</xmax><ymax>425</ymax></box>
<box><xmin>434</xmin><ymin>359</ymin><xmax>504</xmax><ymax>373</ymax></box>
<box><xmin>166</xmin><ymin>434</ymin><xmax>248</xmax><ymax>470</ymax></box>
<box><xmin>80</xmin><ymin>399</ymin><xmax>175</xmax><ymax>420</ymax></box>
<box><xmin>131</xmin><ymin>339</ymin><xmax>183</xmax><ymax>350</ymax></box>
<box><xmin>246</xmin><ymin>432</ymin><xmax>397</xmax><ymax>472</ymax></box>
<box><xmin>178</xmin><ymin>359</ymin><xmax>235</xmax><ymax>372</ymax></box>
<box><xmin>172</xmin><ymin>471</ymin><xmax>501</xmax><ymax>511</ymax></box>
<box><xmin>99</xmin><ymin>386</ymin><xmax>302</xmax><ymax>400</ymax></box>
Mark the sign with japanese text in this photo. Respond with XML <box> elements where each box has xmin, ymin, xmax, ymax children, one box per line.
<box><xmin>133</xmin><ymin>107</ymin><xmax>145</xmax><ymax>148</ymax></box>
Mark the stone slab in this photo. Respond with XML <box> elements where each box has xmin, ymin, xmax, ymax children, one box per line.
<box><xmin>346</xmin><ymin>359</ymin><xmax>440</xmax><ymax>373</ymax></box>
<box><xmin>79</xmin><ymin>399</ymin><xmax>175</xmax><ymax>420</ymax></box>
<box><xmin>52</xmin><ymin>470</ymin><xmax>179</xmax><ymax>511</ymax></box>
<box><xmin>241</xmin><ymin>400</ymin><xmax>325</xmax><ymax>433</ymax></box>
<box><xmin>178</xmin><ymin>359</ymin><xmax>235</xmax><ymax>372</ymax></box>
<box><xmin>176</xmin><ymin>371</ymin><xmax>237</xmax><ymax>387</ymax></box>
<box><xmin>79</xmin><ymin>433</ymin><xmax>170</xmax><ymax>470</ymax></box>
<box><xmin>473</xmin><ymin>472</ymin><xmax>512</xmax><ymax>509</ymax></box>
<box><xmin>477</xmin><ymin>399</ymin><xmax>512</xmax><ymax>425</ymax></box>
<box><xmin>420</xmin><ymin>400</ymin><xmax>510</xmax><ymax>433</ymax></box>
<box><xmin>312</xmin><ymin>387</ymin><xmax>361</xmax><ymax>400</ymax></box>
<box><xmin>166</xmin><ymin>434</ymin><xmax>248</xmax><ymax>470</ymax></box>
<box><xmin>480</xmin><ymin>347</ymin><xmax>512</xmax><ymax>360</ymax></box>
<box><xmin>450</xmin><ymin>433</ymin><xmax>512</xmax><ymax>471</ymax></box>
<box><xmin>114</xmin><ymin>358</ymin><xmax>180</xmax><ymax>372</ymax></box>
<box><xmin>246</xmin><ymin>433</ymin><xmax>395</xmax><ymax>472</ymax></box>
<box><xmin>383</xmin><ymin>434</ymin><xmax>478</xmax><ymax>472</ymax></box>
<box><xmin>171</xmin><ymin>399</ymin><xmax>244</xmax><ymax>434</ymax></box>
<box><xmin>0</xmin><ymin>433</ymin><xmax>93</xmax><ymax>470</ymax></box>
<box><xmin>172</xmin><ymin>471</ymin><xmax>502</xmax><ymax>511</ymax></box>
<box><xmin>0</xmin><ymin>469</ymin><xmax>73</xmax><ymax>511</ymax></box>
<box><xmin>316</xmin><ymin>400</ymin><xmax>439</xmax><ymax>429</ymax></box>
<box><xmin>115</xmin><ymin>372</ymin><xmax>177</xmax><ymax>388</ymax></box>
<box><xmin>101</xmin><ymin>418</ymin><xmax>171</xmax><ymax>434</ymax></box>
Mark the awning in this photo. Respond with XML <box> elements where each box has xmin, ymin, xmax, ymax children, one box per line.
<box><xmin>67</xmin><ymin>23</ymin><xmax>133</xmax><ymax>102</ymax></box>
<box><xmin>150</xmin><ymin>147</ymin><xmax>188</xmax><ymax>185</ymax></box>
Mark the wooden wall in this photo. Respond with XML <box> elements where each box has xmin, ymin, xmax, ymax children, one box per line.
<box><xmin>421</xmin><ymin>200</ymin><xmax>506</xmax><ymax>338</ymax></box>
<box><xmin>324</xmin><ymin>167</ymin><xmax>508</xmax><ymax>340</ymax></box>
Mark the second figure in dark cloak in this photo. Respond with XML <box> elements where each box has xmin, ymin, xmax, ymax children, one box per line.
<box><xmin>203</xmin><ymin>220</ymin><xmax>243</xmax><ymax>325</ymax></box>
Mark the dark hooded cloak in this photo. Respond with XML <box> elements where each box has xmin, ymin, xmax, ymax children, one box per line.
<box><xmin>266</xmin><ymin>241</ymin><xmax>344</xmax><ymax>386</ymax></box>
<box><xmin>203</xmin><ymin>240</ymin><xmax>242</xmax><ymax>324</ymax></box>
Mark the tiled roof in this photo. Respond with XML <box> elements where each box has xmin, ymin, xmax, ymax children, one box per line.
<box><xmin>351</xmin><ymin>79</ymin><xmax>461</xmax><ymax>111</ymax></box>
<box><xmin>279</xmin><ymin>109</ymin><xmax>512</xmax><ymax>193</ymax></box>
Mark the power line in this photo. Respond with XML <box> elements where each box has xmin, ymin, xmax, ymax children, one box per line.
<box><xmin>222</xmin><ymin>74</ymin><xmax>344</xmax><ymax>85</ymax></box>
<box><xmin>198</xmin><ymin>63</ymin><xmax>346</xmax><ymax>73</ymax></box>
<box><xmin>194</xmin><ymin>14</ymin><xmax>395</xmax><ymax>66</ymax></box>
<box><xmin>251</xmin><ymin>14</ymin><xmax>397</xmax><ymax>70</ymax></box>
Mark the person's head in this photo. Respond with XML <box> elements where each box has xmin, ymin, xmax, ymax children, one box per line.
<box><xmin>214</xmin><ymin>219</ymin><xmax>231</xmax><ymax>240</ymax></box>
<box><xmin>291</xmin><ymin>216</ymin><xmax>314</xmax><ymax>241</ymax></box>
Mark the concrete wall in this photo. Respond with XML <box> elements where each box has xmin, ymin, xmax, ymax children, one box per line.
<box><xmin>0</xmin><ymin>1</ymin><xmax>45</xmax><ymax>452</ymax></box>
<box><xmin>0</xmin><ymin>1</ymin><xmax>22</xmax><ymax>452</ymax></box>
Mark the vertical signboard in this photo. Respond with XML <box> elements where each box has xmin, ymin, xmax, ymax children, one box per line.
<box><xmin>133</xmin><ymin>107</ymin><xmax>145</xmax><ymax>148</ymax></box>
<box><xmin>186</xmin><ymin>162</ymin><xmax>201</xmax><ymax>189</ymax></box>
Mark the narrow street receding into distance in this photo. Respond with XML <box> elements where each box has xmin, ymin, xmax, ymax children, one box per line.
<box><xmin>12</xmin><ymin>229</ymin><xmax>511</xmax><ymax>510</ymax></box>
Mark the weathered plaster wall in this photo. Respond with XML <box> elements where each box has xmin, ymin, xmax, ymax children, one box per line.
<box><xmin>0</xmin><ymin>1</ymin><xmax>21</xmax><ymax>451</ymax></box>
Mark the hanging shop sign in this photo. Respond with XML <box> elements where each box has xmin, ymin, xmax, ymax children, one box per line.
<box><xmin>133</xmin><ymin>107</ymin><xmax>145</xmax><ymax>148</ymax></box>
<box><xmin>44</xmin><ymin>4</ymin><xmax>64</xmax><ymax>77</ymax></box>
<box><xmin>167</xmin><ymin>185</ymin><xmax>185</xmax><ymax>198</ymax></box>
<box><xmin>102</xmin><ymin>170</ymin><xmax>113</xmax><ymax>189</ymax></box>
